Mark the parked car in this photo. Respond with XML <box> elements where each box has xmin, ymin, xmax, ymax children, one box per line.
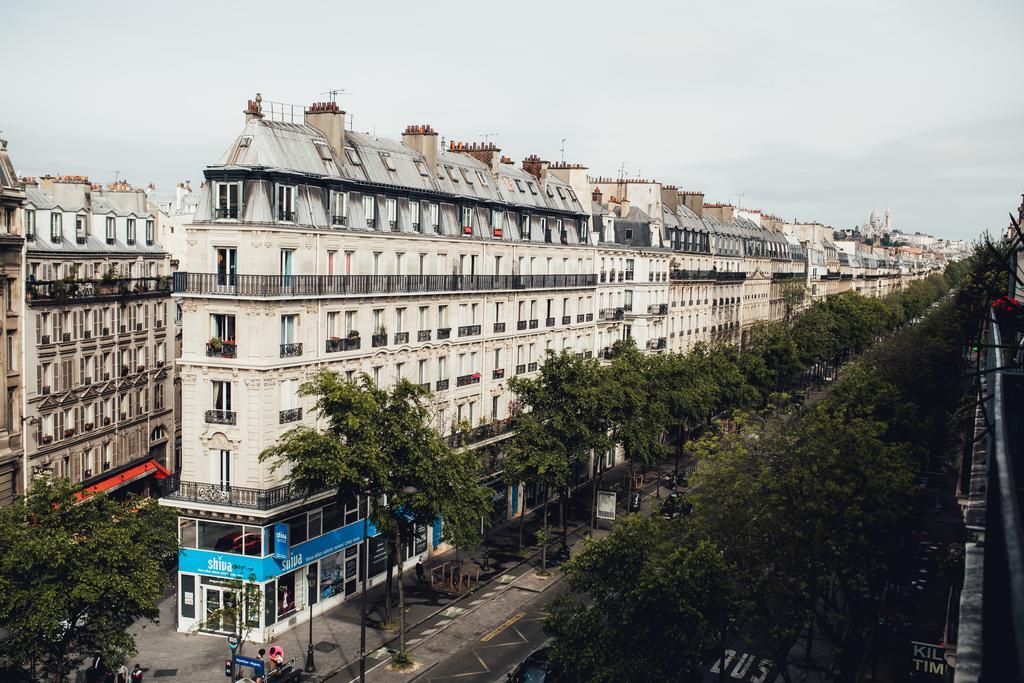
<box><xmin>508</xmin><ymin>646</ymin><xmax>554</xmax><ymax>682</ymax></box>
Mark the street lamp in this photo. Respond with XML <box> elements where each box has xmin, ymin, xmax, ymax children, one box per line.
<box><xmin>305</xmin><ymin>570</ymin><xmax>316</xmax><ymax>673</ymax></box>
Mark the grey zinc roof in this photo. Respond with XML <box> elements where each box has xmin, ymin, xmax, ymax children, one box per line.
<box><xmin>214</xmin><ymin>119</ymin><xmax>340</xmax><ymax>177</ymax></box>
<box><xmin>343</xmin><ymin>131</ymin><xmax>442</xmax><ymax>192</ymax></box>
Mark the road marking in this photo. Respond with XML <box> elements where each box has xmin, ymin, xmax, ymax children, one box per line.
<box><xmin>481</xmin><ymin>611</ymin><xmax>526</xmax><ymax>642</ymax></box>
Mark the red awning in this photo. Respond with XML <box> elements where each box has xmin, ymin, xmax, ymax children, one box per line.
<box><xmin>75</xmin><ymin>459</ymin><xmax>171</xmax><ymax>500</ymax></box>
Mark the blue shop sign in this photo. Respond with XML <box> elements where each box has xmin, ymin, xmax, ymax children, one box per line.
<box><xmin>273</xmin><ymin>523</ymin><xmax>289</xmax><ymax>560</ymax></box>
<box><xmin>179</xmin><ymin>518</ymin><xmax>378</xmax><ymax>582</ymax></box>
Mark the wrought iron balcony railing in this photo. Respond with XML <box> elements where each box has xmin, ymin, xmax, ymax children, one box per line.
<box><xmin>458</xmin><ymin>325</ymin><xmax>481</xmax><ymax>337</ymax></box>
<box><xmin>27</xmin><ymin>276</ymin><xmax>171</xmax><ymax>306</ymax></box>
<box><xmin>326</xmin><ymin>337</ymin><xmax>360</xmax><ymax>352</ymax></box>
<box><xmin>279</xmin><ymin>342</ymin><xmax>302</xmax><ymax>358</ymax></box>
<box><xmin>279</xmin><ymin>407</ymin><xmax>302</xmax><ymax>424</ymax></box>
<box><xmin>207</xmin><ymin>341</ymin><xmax>237</xmax><ymax>358</ymax></box>
<box><xmin>174</xmin><ymin>272</ymin><xmax>598</xmax><ymax>297</ymax></box>
<box><xmin>205</xmin><ymin>409</ymin><xmax>236</xmax><ymax>425</ymax></box>
<box><xmin>161</xmin><ymin>473</ymin><xmax>324</xmax><ymax>511</ymax></box>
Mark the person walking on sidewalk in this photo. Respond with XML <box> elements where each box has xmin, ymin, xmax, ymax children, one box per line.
<box><xmin>114</xmin><ymin>662</ymin><xmax>129</xmax><ymax>683</ymax></box>
<box><xmin>130</xmin><ymin>665</ymin><xmax>143</xmax><ymax>683</ymax></box>
<box><xmin>415</xmin><ymin>559</ymin><xmax>425</xmax><ymax>585</ymax></box>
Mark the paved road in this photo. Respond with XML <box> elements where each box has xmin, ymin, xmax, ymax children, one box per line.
<box><xmin>417</xmin><ymin>580</ymin><xmax>567</xmax><ymax>683</ymax></box>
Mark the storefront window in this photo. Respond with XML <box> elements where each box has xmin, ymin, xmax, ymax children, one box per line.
<box><xmin>277</xmin><ymin>570</ymin><xmax>297</xmax><ymax>619</ymax></box>
<box><xmin>179</xmin><ymin>519</ymin><xmax>197</xmax><ymax>548</ymax></box>
<box><xmin>285</xmin><ymin>513</ymin><xmax>308</xmax><ymax>547</ymax></box>
<box><xmin>197</xmin><ymin>521</ymin><xmax>262</xmax><ymax>556</ymax></box>
<box><xmin>322</xmin><ymin>501</ymin><xmax>344</xmax><ymax>532</ymax></box>
<box><xmin>320</xmin><ymin>550</ymin><xmax>345</xmax><ymax>600</ymax></box>
<box><xmin>264</xmin><ymin>584</ymin><xmax>276</xmax><ymax>626</ymax></box>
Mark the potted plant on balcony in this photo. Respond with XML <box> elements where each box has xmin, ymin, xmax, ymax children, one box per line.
<box><xmin>64</xmin><ymin>428</ymin><xmax>75</xmax><ymax>438</ymax></box>
<box><xmin>347</xmin><ymin>330</ymin><xmax>360</xmax><ymax>339</ymax></box>
<box><xmin>372</xmin><ymin>324</ymin><xmax>388</xmax><ymax>346</ymax></box>
<box><xmin>84</xmin><ymin>422</ymin><xmax>94</xmax><ymax>431</ymax></box>
<box><xmin>41</xmin><ymin>435</ymin><xmax>53</xmax><ymax>444</ymax></box>
<box><xmin>209</xmin><ymin>336</ymin><xmax>223</xmax><ymax>353</ymax></box>
<box><xmin>100</xmin><ymin>266</ymin><xmax>117</xmax><ymax>293</ymax></box>
<box><xmin>992</xmin><ymin>296</ymin><xmax>1024</xmax><ymax>334</ymax></box>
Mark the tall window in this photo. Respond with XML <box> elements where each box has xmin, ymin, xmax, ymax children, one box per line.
<box><xmin>216</xmin><ymin>182</ymin><xmax>240</xmax><ymax>219</ymax></box>
<box><xmin>145</xmin><ymin>219</ymin><xmax>154</xmax><ymax>245</ymax></box>
<box><xmin>331</xmin><ymin>191</ymin><xmax>348</xmax><ymax>226</ymax></box>
<box><xmin>105</xmin><ymin>216</ymin><xmax>115</xmax><ymax>243</ymax></box>
<box><xmin>430</xmin><ymin>203</ymin><xmax>440</xmax><ymax>233</ymax></box>
<box><xmin>215</xmin><ymin>449</ymin><xmax>231</xmax><ymax>490</ymax></box>
<box><xmin>280</xmin><ymin>314</ymin><xmax>296</xmax><ymax>345</ymax></box>
<box><xmin>276</xmin><ymin>185</ymin><xmax>295</xmax><ymax>222</ymax></box>
<box><xmin>126</xmin><ymin>218</ymin><xmax>136</xmax><ymax>245</ymax></box>
<box><xmin>521</xmin><ymin>214</ymin><xmax>530</xmax><ymax>240</ymax></box>
<box><xmin>212</xmin><ymin>380</ymin><xmax>232</xmax><ymax>412</ymax></box>
<box><xmin>75</xmin><ymin>215</ymin><xmax>86</xmax><ymax>242</ymax></box>
<box><xmin>386</xmin><ymin>198</ymin><xmax>397</xmax><ymax>230</ymax></box>
<box><xmin>410</xmin><ymin>202</ymin><xmax>421</xmax><ymax>231</ymax></box>
<box><xmin>363</xmin><ymin>196</ymin><xmax>376</xmax><ymax>228</ymax></box>
<box><xmin>25</xmin><ymin>209</ymin><xmax>35</xmax><ymax>239</ymax></box>
<box><xmin>50</xmin><ymin>213</ymin><xmax>62</xmax><ymax>243</ymax></box>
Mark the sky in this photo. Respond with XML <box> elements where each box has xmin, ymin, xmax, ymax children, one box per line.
<box><xmin>1</xmin><ymin>0</ymin><xmax>1022</xmax><ymax>241</ymax></box>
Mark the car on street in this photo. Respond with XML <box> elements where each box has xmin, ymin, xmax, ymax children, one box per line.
<box><xmin>507</xmin><ymin>645</ymin><xmax>555</xmax><ymax>682</ymax></box>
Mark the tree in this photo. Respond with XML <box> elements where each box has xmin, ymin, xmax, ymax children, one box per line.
<box><xmin>605</xmin><ymin>340</ymin><xmax>670</xmax><ymax>485</ymax></box>
<box><xmin>544</xmin><ymin>515</ymin><xmax>739</xmax><ymax>682</ymax></box>
<box><xmin>189</xmin><ymin>576</ymin><xmax>262</xmax><ymax>675</ymax></box>
<box><xmin>0</xmin><ymin>479</ymin><xmax>178</xmax><ymax>682</ymax></box>
<box><xmin>261</xmin><ymin>371</ymin><xmax>492</xmax><ymax>662</ymax></box>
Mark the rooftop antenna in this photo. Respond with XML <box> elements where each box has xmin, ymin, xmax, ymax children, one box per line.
<box><xmin>321</xmin><ymin>89</ymin><xmax>353</xmax><ymax>103</ymax></box>
<box><xmin>737</xmin><ymin>193</ymin><xmax>745</xmax><ymax>208</ymax></box>
<box><xmin>560</xmin><ymin>138</ymin><xmax>567</xmax><ymax>163</ymax></box>
<box><xmin>479</xmin><ymin>133</ymin><xmax>498</xmax><ymax>144</ymax></box>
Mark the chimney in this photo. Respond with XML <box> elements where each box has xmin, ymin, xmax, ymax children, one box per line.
<box><xmin>305</xmin><ymin>101</ymin><xmax>346</xmax><ymax>155</ymax></box>
<box><xmin>681</xmin><ymin>191</ymin><xmax>704</xmax><ymax>218</ymax></box>
<box><xmin>521</xmin><ymin>155</ymin><xmax>549</xmax><ymax>189</ymax></box>
<box><xmin>402</xmin><ymin>125</ymin><xmax>439</xmax><ymax>175</ymax></box>
<box><xmin>175</xmin><ymin>183</ymin><xmax>186</xmax><ymax>213</ymax></box>
<box><xmin>244</xmin><ymin>94</ymin><xmax>264</xmax><ymax>123</ymax></box>
<box><xmin>592</xmin><ymin>186</ymin><xmax>603</xmax><ymax>204</ymax></box>
<box><xmin>449</xmin><ymin>141</ymin><xmax>501</xmax><ymax>175</ymax></box>
<box><xmin>618</xmin><ymin>198</ymin><xmax>630</xmax><ymax>217</ymax></box>
<box><xmin>703</xmin><ymin>203</ymin><xmax>734</xmax><ymax>222</ymax></box>
<box><xmin>660</xmin><ymin>185</ymin><xmax>679</xmax><ymax>213</ymax></box>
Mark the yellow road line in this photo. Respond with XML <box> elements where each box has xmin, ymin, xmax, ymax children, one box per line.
<box><xmin>481</xmin><ymin>612</ymin><xmax>526</xmax><ymax>642</ymax></box>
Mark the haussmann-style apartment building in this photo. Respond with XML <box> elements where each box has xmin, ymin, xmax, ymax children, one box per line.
<box><xmin>160</xmin><ymin>96</ymin><xmax>938</xmax><ymax>642</ymax></box>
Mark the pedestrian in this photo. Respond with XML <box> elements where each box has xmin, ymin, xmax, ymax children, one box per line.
<box><xmin>268</xmin><ymin>646</ymin><xmax>285</xmax><ymax>672</ymax></box>
<box><xmin>415</xmin><ymin>560</ymin><xmax>425</xmax><ymax>584</ymax></box>
<box><xmin>115</xmin><ymin>662</ymin><xmax>129</xmax><ymax>683</ymax></box>
<box><xmin>130</xmin><ymin>665</ymin><xmax>143</xmax><ymax>683</ymax></box>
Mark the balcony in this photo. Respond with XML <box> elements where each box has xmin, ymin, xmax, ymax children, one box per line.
<box><xmin>599</xmin><ymin>307</ymin><xmax>625</xmax><ymax>322</ymax></box>
<box><xmin>646</xmin><ymin>337</ymin><xmax>667</xmax><ymax>350</ymax></box>
<box><xmin>546</xmin><ymin>317</ymin><xmax>556</xmax><ymax>327</ymax></box>
<box><xmin>670</xmin><ymin>269</ymin><xmax>717</xmax><ymax>282</ymax></box>
<box><xmin>516</xmin><ymin>320</ymin><xmax>528</xmax><ymax>331</ymax></box>
<box><xmin>435</xmin><ymin>379</ymin><xmax>449</xmax><ymax>391</ymax></box>
<box><xmin>515</xmin><ymin>364</ymin><xmax>526</xmax><ymax>375</ymax></box>
<box><xmin>418</xmin><ymin>330</ymin><xmax>431</xmax><ymax>342</ymax></box>
<box><xmin>437</xmin><ymin>327</ymin><xmax>451</xmax><ymax>340</ymax></box>
<box><xmin>279</xmin><ymin>407</ymin><xmax>302</xmax><ymax>424</ymax></box>
<box><xmin>528</xmin><ymin>319</ymin><xmax>539</xmax><ymax>329</ymax></box>
<box><xmin>458</xmin><ymin>324</ymin><xmax>481</xmax><ymax>337</ymax></box>
<box><xmin>715</xmin><ymin>271</ymin><xmax>747</xmax><ymax>282</ymax></box>
<box><xmin>205</xmin><ymin>409</ymin><xmax>236</xmax><ymax>425</ymax></box>
<box><xmin>447</xmin><ymin>417</ymin><xmax>515</xmax><ymax>448</ymax></box>
<box><xmin>277</xmin><ymin>209</ymin><xmax>296</xmax><ymax>222</ymax></box>
<box><xmin>27</xmin><ymin>276</ymin><xmax>172</xmax><ymax>307</ymax></box>
<box><xmin>394</xmin><ymin>332</ymin><xmax>409</xmax><ymax>344</ymax></box>
<box><xmin>326</xmin><ymin>336</ymin><xmax>360</xmax><ymax>352</ymax></box>
<box><xmin>279</xmin><ymin>342</ymin><xmax>303</xmax><ymax>358</ymax></box>
<box><xmin>600</xmin><ymin>271</ymin><xmax>607</xmax><ymax>283</ymax></box>
<box><xmin>161</xmin><ymin>474</ymin><xmax>324</xmax><ymax>511</ymax></box>
<box><xmin>528</xmin><ymin>362</ymin><xmax>538</xmax><ymax>372</ymax></box>
<box><xmin>586</xmin><ymin>313</ymin><xmax>594</xmax><ymax>322</ymax></box>
<box><xmin>456</xmin><ymin>373</ymin><xmax>481</xmax><ymax>387</ymax></box>
<box><xmin>207</xmin><ymin>341</ymin><xmax>237</xmax><ymax>358</ymax></box>
<box><xmin>492</xmin><ymin>368</ymin><xmax>505</xmax><ymax>379</ymax></box>
<box><xmin>576</xmin><ymin>314</ymin><xmax>585</xmax><ymax>323</ymax></box>
<box><xmin>372</xmin><ymin>333</ymin><xmax>387</xmax><ymax>348</ymax></box>
<box><xmin>624</xmin><ymin>270</ymin><xmax>634</xmax><ymax>281</ymax></box>
<box><xmin>493</xmin><ymin>322</ymin><xmax>506</xmax><ymax>333</ymax></box>
<box><xmin>647</xmin><ymin>303</ymin><xmax>669</xmax><ymax>316</ymax></box>
<box><xmin>174</xmin><ymin>272</ymin><xmax>599</xmax><ymax>298</ymax></box>
<box><xmin>214</xmin><ymin>207</ymin><xmax>239</xmax><ymax>220</ymax></box>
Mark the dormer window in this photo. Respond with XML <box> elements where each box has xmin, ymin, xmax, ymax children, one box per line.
<box><xmin>50</xmin><ymin>213</ymin><xmax>62</xmax><ymax>243</ymax></box>
<box><xmin>461</xmin><ymin>207</ymin><xmax>473</xmax><ymax>234</ymax></box>
<box><xmin>579</xmin><ymin>219</ymin><xmax>588</xmax><ymax>244</ymax></box>
<box><xmin>556</xmin><ymin>187</ymin><xmax>565</xmax><ymax>199</ymax></box>
<box><xmin>446</xmin><ymin>166</ymin><xmax>459</xmax><ymax>182</ymax></box>
<box><xmin>410</xmin><ymin>201</ymin><xmax>421</xmax><ymax>231</ymax></box>
<box><xmin>527</xmin><ymin>182</ymin><xmax>537</xmax><ymax>195</ymax></box>
<box><xmin>238</xmin><ymin>135</ymin><xmax>253</xmax><ymax>148</ymax></box>
<box><xmin>386</xmin><ymin>198</ymin><xmax>398</xmax><ymax>230</ymax></box>
<box><xmin>126</xmin><ymin>218</ymin><xmax>137</xmax><ymax>245</ymax></box>
<box><xmin>430</xmin><ymin>203</ymin><xmax>440</xmax><ymax>234</ymax></box>
<box><xmin>105</xmin><ymin>217</ymin><xmax>115</xmax><ymax>244</ymax></box>
<box><xmin>146</xmin><ymin>219</ymin><xmax>154</xmax><ymax>246</ymax></box>
<box><xmin>25</xmin><ymin>209</ymin><xmax>35</xmax><ymax>239</ymax></box>
<box><xmin>314</xmin><ymin>141</ymin><xmax>332</xmax><ymax>161</ymax></box>
<box><xmin>379</xmin><ymin>152</ymin><xmax>396</xmax><ymax>172</ymax></box>
<box><xmin>215</xmin><ymin>182</ymin><xmax>240</xmax><ymax>220</ymax></box>
<box><xmin>521</xmin><ymin>214</ymin><xmax>531</xmax><ymax>240</ymax></box>
<box><xmin>476</xmin><ymin>171</ymin><xmax>488</xmax><ymax>186</ymax></box>
<box><xmin>568</xmin><ymin>189</ymin><xmax>577</xmax><ymax>202</ymax></box>
<box><xmin>331</xmin><ymin>191</ymin><xmax>348</xmax><ymax>226</ymax></box>
<box><xmin>75</xmin><ymin>215</ymin><xmax>87</xmax><ymax>244</ymax></box>
<box><xmin>276</xmin><ymin>185</ymin><xmax>296</xmax><ymax>222</ymax></box>
<box><xmin>414</xmin><ymin>160</ymin><xmax>428</xmax><ymax>177</ymax></box>
<box><xmin>542</xmin><ymin>217</ymin><xmax>551</xmax><ymax>243</ymax></box>
<box><xmin>461</xmin><ymin>169</ymin><xmax>473</xmax><ymax>185</ymax></box>
<box><xmin>363</xmin><ymin>195</ymin><xmax>376</xmax><ymax>228</ymax></box>
<box><xmin>514</xmin><ymin>179</ymin><xmax>524</xmax><ymax>192</ymax></box>
<box><xmin>345</xmin><ymin>147</ymin><xmax>361</xmax><ymax>165</ymax></box>
<box><xmin>503</xmin><ymin>177</ymin><xmax>514</xmax><ymax>192</ymax></box>
<box><xmin>490</xmin><ymin>209</ymin><xmax>502</xmax><ymax>238</ymax></box>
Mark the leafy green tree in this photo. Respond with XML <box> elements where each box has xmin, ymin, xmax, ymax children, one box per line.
<box><xmin>544</xmin><ymin>515</ymin><xmax>739</xmax><ymax>683</ymax></box>
<box><xmin>605</xmin><ymin>340</ymin><xmax>670</xmax><ymax>483</ymax></box>
<box><xmin>0</xmin><ymin>479</ymin><xmax>178</xmax><ymax>682</ymax></box>
<box><xmin>189</xmin><ymin>576</ymin><xmax>262</xmax><ymax>672</ymax></box>
<box><xmin>261</xmin><ymin>371</ymin><xmax>492</xmax><ymax>659</ymax></box>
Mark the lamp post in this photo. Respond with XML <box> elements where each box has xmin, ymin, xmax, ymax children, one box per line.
<box><xmin>359</xmin><ymin>490</ymin><xmax>370</xmax><ymax>683</ymax></box>
<box><xmin>305</xmin><ymin>570</ymin><xmax>316</xmax><ymax>672</ymax></box>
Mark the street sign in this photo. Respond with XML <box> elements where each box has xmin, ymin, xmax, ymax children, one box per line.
<box><xmin>596</xmin><ymin>490</ymin><xmax>616</xmax><ymax>520</ymax></box>
<box><xmin>227</xmin><ymin>634</ymin><xmax>240</xmax><ymax>650</ymax></box>
<box><xmin>233</xmin><ymin>655</ymin><xmax>264</xmax><ymax>677</ymax></box>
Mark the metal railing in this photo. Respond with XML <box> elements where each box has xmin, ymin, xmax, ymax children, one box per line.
<box><xmin>954</xmin><ymin>315</ymin><xmax>1024</xmax><ymax>681</ymax></box>
<box><xmin>27</xmin><ymin>276</ymin><xmax>171</xmax><ymax>305</ymax></box>
<box><xmin>205</xmin><ymin>409</ymin><xmax>236</xmax><ymax>425</ymax></box>
<box><xmin>279</xmin><ymin>407</ymin><xmax>302</xmax><ymax>424</ymax></box>
<box><xmin>326</xmin><ymin>337</ymin><xmax>360</xmax><ymax>352</ymax></box>
<box><xmin>162</xmin><ymin>473</ymin><xmax>324</xmax><ymax>511</ymax></box>
<box><xmin>447</xmin><ymin>417</ymin><xmax>515</xmax><ymax>448</ymax></box>
<box><xmin>458</xmin><ymin>325</ymin><xmax>481</xmax><ymax>337</ymax></box>
<box><xmin>279</xmin><ymin>343</ymin><xmax>302</xmax><ymax>358</ymax></box>
<box><xmin>207</xmin><ymin>341</ymin><xmax>237</xmax><ymax>358</ymax></box>
<box><xmin>670</xmin><ymin>269</ymin><xmax>717</xmax><ymax>282</ymax></box>
<box><xmin>456</xmin><ymin>373</ymin><xmax>481</xmax><ymax>387</ymax></box>
<box><xmin>715</xmin><ymin>271</ymin><xmax>747</xmax><ymax>282</ymax></box>
<box><xmin>174</xmin><ymin>272</ymin><xmax>598</xmax><ymax>297</ymax></box>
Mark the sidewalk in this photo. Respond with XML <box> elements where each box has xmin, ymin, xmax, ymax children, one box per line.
<box><xmin>128</xmin><ymin>461</ymin><xmax>650</xmax><ymax>682</ymax></box>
